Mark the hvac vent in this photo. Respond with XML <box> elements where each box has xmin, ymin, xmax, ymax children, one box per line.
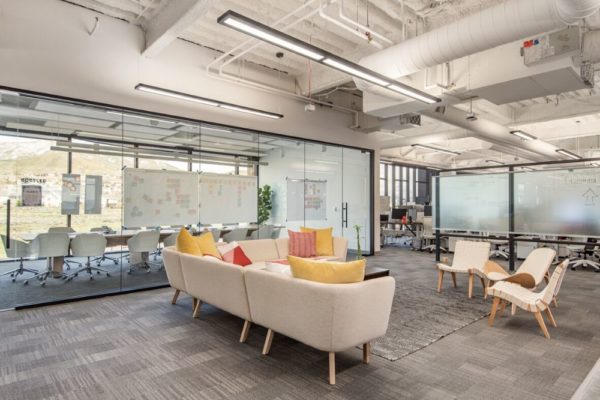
<box><xmin>523</xmin><ymin>27</ymin><xmax>581</xmax><ymax>66</ymax></box>
<box><xmin>581</xmin><ymin>63</ymin><xmax>596</xmax><ymax>87</ymax></box>
<box><xmin>354</xmin><ymin>113</ymin><xmax>421</xmax><ymax>134</ymax></box>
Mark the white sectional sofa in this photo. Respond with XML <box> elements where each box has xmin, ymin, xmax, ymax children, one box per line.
<box><xmin>162</xmin><ymin>236</ymin><xmax>396</xmax><ymax>384</ymax></box>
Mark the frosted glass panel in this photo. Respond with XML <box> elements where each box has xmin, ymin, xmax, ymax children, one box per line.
<box><xmin>514</xmin><ymin>168</ymin><xmax>600</xmax><ymax>237</ymax></box>
<box><xmin>435</xmin><ymin>174</ymin><xmax>509</xmax><ymax>232</ymax></box>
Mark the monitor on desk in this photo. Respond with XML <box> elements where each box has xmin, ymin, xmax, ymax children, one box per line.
<box><xmin>424</xmin><ymin>205</ymin><xmax>432</xmax><ymax>217</ymax></box>
<box><xmin>380</xmin><ymin>214</ymin><xmax>390</xmax><ymax>222</ymax></box>
<box><xmin>391</xmin><ymin>208</ymin><xmax>407</xmax><ymax>220</ymax></box>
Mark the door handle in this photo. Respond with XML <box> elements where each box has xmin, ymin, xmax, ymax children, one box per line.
<box><xmin>6</xmin><ymin>200</ymin><xmax>10</xmax><ymax>249</ymax></box>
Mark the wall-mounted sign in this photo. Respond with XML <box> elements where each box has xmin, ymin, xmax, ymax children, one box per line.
<box><xmin>61</xmin><ymin>174</ymin><xmax>81</xmax><ymax>215</ymax></box>
<box><xmin>21</xmin><ymin>185</ymin><xmax>42</xmax><ymax>206</ymax></box>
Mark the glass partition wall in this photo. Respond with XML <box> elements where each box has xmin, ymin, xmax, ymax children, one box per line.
<box><xmin>0</xmin><ymin>90</ymin><xmax>373</xmax><ymax>309</ymax></box>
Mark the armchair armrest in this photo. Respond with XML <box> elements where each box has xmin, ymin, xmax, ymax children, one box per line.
<box><xmin>502</xmin><ymin>272</ymin><xmax>536</xmax><ymax>289</ymax></box>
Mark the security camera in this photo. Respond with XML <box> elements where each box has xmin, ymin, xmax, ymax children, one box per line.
<box><xmin>466</xmin><ymin>112</ymin><xmax>478</xmax><ymax>121</ymax></box>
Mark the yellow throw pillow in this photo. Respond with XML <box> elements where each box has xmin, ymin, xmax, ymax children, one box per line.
<box><xmin>176</xmin><ymin>228</ymin><xmax>203</xmax><ymax>256</ymax></box>
<box><xmin>300</xmin><ymin>227</ymin><xmax>334</xmax><ymax>256</ymax></box>
<box><xmin>288</xmin><ymin>255</ymin><xmax>365</xmax><ymax>284</ymax></box>
<box><xmin>194</xmin><ymin>232</ymin><xmax>222</xmax><ymax>260</ymax></box>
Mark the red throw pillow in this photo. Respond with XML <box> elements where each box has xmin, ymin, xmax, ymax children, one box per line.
<box><xmin>288</xmin><ymin>230</ymin><xmax>317</xmax><ymax>258</ymax></box>
<box><xmin>220</xmin><ymin>242</ymin><xmax>252</xmax><ymax>267</ymax></box>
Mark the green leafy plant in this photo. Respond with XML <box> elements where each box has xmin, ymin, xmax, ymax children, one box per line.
<box><xmin>354</xmin><ymin>224</ymin><xmax>363</xmax><ymax>259</ymax></box>
<box><xmin>257</xmin><ymin>184</ymin><xmax>273</xmax><ymax>225</ymax></box>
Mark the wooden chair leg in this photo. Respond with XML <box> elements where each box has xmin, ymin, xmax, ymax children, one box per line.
<box><xmin>451</xmin><ymin>272</ymin><xmax>457</xmax><ymax>288</ymax></box>
<box><xmin>534</xmin><ymin>311</ymin><xmax>551</xmax><ymax>339</ymax></box>
<box><xmin>262</xmin><ymin>329</ymin><xmax>274</xmax><ymax>355</ymax></box>
<box><xmin>239</xmin><ymin>320</ymin><xmax>251</xmax><ymax>343</ymax></box>
<box><xmin>468</xmin><ymin>273</ymin><xmax>474</xmax><ymax>299</ymax></box>
<box><xmin>552</xmin><ymin>297</ymin><xmax>558</xmax><ymax>308</ymax></box>
<box><xmin>329</xmin><ymin>352</ymin><xmax>336</xmax><ymax>385</ymax></box>
<box><xmin>498</xmin><ymin>300</ymin><xmax>507</xmax><ymax>317</ymax></box>
<box><xmin>545</xmin><ymin>307</ymin><xmax>557</xmax><ymax>328</ymax></box>
<box><xmin>488</xmin><ymin>297</ymin><xmax>500</xmax><ymax>326</ymax></box>
<box><xmin>192</xmin><ymin>298</ymin><xmax>198</xmax><ymax>316</ymax></box>
<box><xmin>192</xmin><ymin>300</ymin><xmax>202</xmax><ymax>319</ymax></box>
<box><xmin>511</xmin><ymin>304</ymin><xmax>517</xmax><ymax>316</ymax></box>
<box><xmin>479</xmin><ymin>277</ymin><xmax>487</xmax><ymax>298</ymax></box>
<box><xmin>362</xmin><ymin>342</ymin><xmax>371</xmax><ymax>364</ymax></box>
<box><xmin>171</xmin><ymin>289</ymin><xmax>180</xmax><ymax>305</ymax></box>
<box><xmin>437</xmin><ymin>270</ymin><xmax>444</xmax><ymax>293</ymax></box>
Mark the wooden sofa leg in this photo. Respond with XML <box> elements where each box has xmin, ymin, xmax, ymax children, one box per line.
<box><xmin>192</xmin><ymin>300</ymin><xmax>202</xmax><ymax>319</ymax></box>
<box><xmin>488</xmin><ymin>297</ymin><xmax>500</xmax><ymax>326</ymax></box>
<box><xmin>329</xmin><ymin>352</ymin><xmax>336</xmax><ymax>385</ymax></box>
<box><xmin>240</xmin><ymin>320</ymin><xmax>251</xmax><ymax>343</ymax></box>
<box><xmin>437</xmin><ymin>270</ymin><xmax>444</xmax><ymax>293</ymax></box>
<box><xmin>534</xmin><ymin>311</ymin><xmax>551</xmax><ymax>339</ymax></box>
<box><xmin>262</xmin><ymin>329</ymin><xmax>274</xmax><ymax>355</ymax></box>
<box><xmin>362</xmin><ymin>342</ymin><xmax>371</xmax><ymax>364</ymax></box>
<box><xmin>171</xmin><ymin>289</ymin><xmax>180</xmax><ymax>305</ymax></box>
<box><xmin>192</xmin><ymin>298</ymin><xmax>198</xmax><ymax>316</ymax></box>
<box><xmin>468</xmin><ymin>273</ymin><xmax>474</xmax><ymax>299</ymax></box>
<box><xmin>451</xmin><ymin>272</ymin><xmax>457</xmax><ymax>288</ymax></box>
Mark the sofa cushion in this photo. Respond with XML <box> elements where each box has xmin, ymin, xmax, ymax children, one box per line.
<box><xmin>301</xmin><ymin>227</ymin><xmax>334</xmax><ymax>256</ymax></box>
<box><xmin>288</xmin><ymin>230</ymin><xmax>316</xmax><ymax>258</ymax></box>
<box><xmin>176</xmin><ymin>228</ymin><xmax>203</xmax><ymax>256</ymax></box>
<box><xmin>238</xmin><ymin>239</ymin><xmax>280</xmax><ymax>263</ymax></box>
<box><xmin>219</xmin><ymin>241</ymin><xmax>252</xmax><ymax>267</ymax></box>
<box><xmin>194</xmin><ymin>231</ymin><xmax>222</xmax><ymax>260</ymax></box>
<box><xmin>288</xmin><ymin>256</ymin><xmax>366</xmax><ymax>284</ymax></box>
<box><xmin>265</xmin><ymin>261</ymin><xmax>292</xmax><ymax>275</ymax></box>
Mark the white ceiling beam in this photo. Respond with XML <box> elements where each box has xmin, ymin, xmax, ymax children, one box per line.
<box><xmin>143</xmin><ymin>0</ymin><xmax>217</xmax><ymax>58</ymax></box>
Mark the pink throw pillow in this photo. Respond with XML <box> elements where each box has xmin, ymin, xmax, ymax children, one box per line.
<box><xmin>288</xmin><ymin>230</ymin><xmax>317</xmax><ymax>258</ymax></box>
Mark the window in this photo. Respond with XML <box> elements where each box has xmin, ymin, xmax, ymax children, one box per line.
<box><xmin>379</xmin><ymin>162</ymin><xmax>433</xmax><ymax>207</ymax></box>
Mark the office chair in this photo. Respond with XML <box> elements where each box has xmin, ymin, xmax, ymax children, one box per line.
<box><xmin>210</xmin><ymin>229</ymin><xmax>222</xmax><ymax>242</ymax></box>
<box><xmin>0</xmin><ymin>235</ymin><xmax>38</xmax><ymax>283</ymax></box>
<box><xmin>65</xmin><ymin>234</ymin><xmax>110</xmax><ymax>281</ymax></box>
<box><xmin>27</xmin><ymin>232</ymin><xmax>70</xmax><ymax>286</ymax></box>
<box><xmin>250</xmin><ymin>225</ymin><xmax>273</xmax><ymax>240</ymax></box>
<box><xmin>271</xmin><ymin>227</ymin><xmax>282</xmax><ymax>239</ymax></box>
<box><xmin>127</xmin><ymin>230</ymin><xmax>160</xmax><ymax>273</ymax></box>
<box><xmin>47</xmin><ymin>227</ymin><xmax>79</xmax><ymax>270</ymax></box>
<box><xmin>222</xmin><ymin>228</ymin><xmax>249</xmax><ymax>243</ymax></box>
<box><xmin>568</xmin><ymin>238</ymin><xmax>600</xmax><ymax>271</ymax></box>
<box><xmin>90</xmin><ymin>227</ymin><xmax>120</xmax><ymax>266</ymax></box>
<box><xmin>489</xmin><ymin>239</ymin><xmax>509</xmax><ymax>260</ymax></box>
<box><xmin>421</xmin><ymin>217</ymin><xmax>446</xmax><ymax>253</ymax></box>
<box><xmin>163</xmin><ymin>232</ymin><xmax>178</xmax><ymax>248</ymax></box>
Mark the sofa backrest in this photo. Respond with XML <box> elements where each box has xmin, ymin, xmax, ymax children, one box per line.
<box><xmin>274</xmin><ymin>238</ymin><xmax>289</xmax><ymax>258</ymax></box>
<box><xmin>244</xmin><ymin>268</ymin><xmax>395</xmax><ymax>352</ymax></box>
<box><xmin>237</xmin><ymin>239</ymin><xmax>280</xmax><ymax>262</ymax></box>
<box><xmin>179</xmin><ymin>253</ymin><xmax>251</xmax><ymax>321</ymax></box>
<box><xmin>275</xmin><ymin>237</ymin><xmax>348</xmax><ymax>260</ymax></box>
<box><xmin>162</xmin><ymin>246</ymin><xmax>185</xmax><ymax>292</ymax></box>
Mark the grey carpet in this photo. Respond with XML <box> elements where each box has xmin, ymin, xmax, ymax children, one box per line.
<box><xmin>571</xmin><ymin>357</ymin><xmax>600</xmax><ymax>400</ymax></box>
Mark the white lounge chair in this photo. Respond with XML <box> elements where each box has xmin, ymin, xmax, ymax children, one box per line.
<box><xmin>487</xmin><ymin>259</ymin><xmax>568</xmax><ymax>339</ymax></box>
<box><xmin>436</xmin><ymin>240</ymin><xmax>491</xmax><ymax>299</ymax></box>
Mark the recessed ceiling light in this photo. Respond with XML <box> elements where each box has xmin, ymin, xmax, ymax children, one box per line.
<box><xmin>510</xmin><ymin>130</ymin><xmax>537</xmax><ymax>140</ymax></box>
<box><xmin>135</xmin><ymin>84</ymin><xmax>283</xmax><ymax>119</ymax></box>
<box><xmin>217</xmin><ymin>10</ymin><xmax>441</xmax><ymax>105</ymax></box>
<box><xmin>555</xmin><ymin>148</ymin><xmax>582</xmax><ymax>160</ymax></box>
<box><xmin>412</xmin><ymin>143</ymin><xmax>460</xmax><ymax>156</ymax></box>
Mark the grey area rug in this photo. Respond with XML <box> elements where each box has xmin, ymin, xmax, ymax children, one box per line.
<box><xmin>369</xmin><ymin>278</ymin><xmax>490</xmax><ymax>361</ymax></box>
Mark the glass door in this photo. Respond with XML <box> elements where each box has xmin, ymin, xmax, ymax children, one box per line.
<box><xmin>342</xmin><ymin>148</ymin><xmax>372</xmax><ymax>256</ymax></box>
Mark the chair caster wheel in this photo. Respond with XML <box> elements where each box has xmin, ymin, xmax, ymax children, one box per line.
<box><xmin>571</xmin><ymin>267</ymin><xmax>576</xmax><ymax>270</ymax></box>
<box><xmin>75</xmin><ymin>273</ymin><xmax>79</xmax><ymax>277</ymax></box>
<box><xmin>96</xmin><ymin>271</ymin><xmax>101</xmax><ymax>274</ymax></box>
<box><xmin>23</xmin><ymin>280</ymin><xmax>28</xmax><ymax>285</ymax></box>
<box><xmin>40</xmin><ymin>281</ymin><xmax>46</xmax><ymax>287</ymax></box>
<box><xmin>96</xmin><ymin>263</ymin><xmax>101</xmax><ymax>267</ymax></box>
<box><xmin>127</xmin><ymin>270</ymin><xmax>132</xmax><ymax>274</ymax></box>
<box><xmin>90</xmin><ymin>276</ymin><xmax>94</xmax><ymax>280</ymax></box>
<box><xmin>106</xmin><ymin>273</ymin><xmax>111</xmax><ymax>277</ymax></box>
<box><xmin>114</xmin><ymin>260</ymin><xmax>118</xmax><ymax>265</ymax></box>
<box><xmin>10</xmin><ymin>273</ymin><xmax>14</xmax><ymax>277</ymax></box>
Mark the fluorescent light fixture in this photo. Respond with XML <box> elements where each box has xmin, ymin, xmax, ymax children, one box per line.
<box><xmin>485</xmin><ymin>160</ymin><xmax>505</xmax><ymax>165</ymax></box>
<box><xmin>555</xmin><ymin>148</ymin><xmax>582</xmax><ymax>160</ymax></box>
<box><xmin>592</xmin><ymin>163</ymin><xmax>600</xmax><ymax>167</ymax></box>
<box><xmin>322</xmin><ymin>58</ymin><xmax>390</xmax><ymax>86</ymax></box>
<box><xmin>510</xmin><ymin>130</ymin><xmax>537</xmax><ymax>140</ymax></box>
<box><xmin>106</xmin><ymin>110</ymin><xmax>196</xmax><ymax>126</ymax></box>
<box><xmin>387</xmin><ymin>84</ymin><xmax>438</xmax><ymax>104</ymax></box>
<box><xmin>135</xmin><ymin>84</ymin><xmax>283</xmax><ymax>119</ymax></box>
<box><xmin>412</xmin><ymin>143</ymin><xmax>460</xmax><ymax>156</ymax></box>
<box><xmin>217</xmin><ymin>10</ymin><xmax>441</xmax><ymax>105</ymax></box>
<box><xmin>219</xmin><ymin>14</ymin><xmax>324</xmax><ymax>61</ymax></box>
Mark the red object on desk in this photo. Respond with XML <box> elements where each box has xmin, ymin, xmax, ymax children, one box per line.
<box><xmin>401</xmin><ymin>216</ymin><xmax>407</xmax><ymax>224</ymax></box>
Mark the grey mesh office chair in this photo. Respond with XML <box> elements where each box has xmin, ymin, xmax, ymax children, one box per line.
<box><xmin>47</xmin><ymin>227</ymin><xmax>79</xmax><ymax>270</ymax></box>
<box><xmin>163</xmin><ymin>232</ymin><xmax>178</xmax><ymax>248</ymax></box>
<box><xmin>127</xmin><ymin>230</ymin><xmax>160</xmax><ymax>273</ymax></box>
<box><xmin>65</xmin><ymin>234</ymin><xmax>110</xmax><ymax>281</ymax></box>
<box><xmin>0</xmin><ymin>235</ymin><xmax>37</xmax><ymax>283</ymax></box>
<box><xmin>90</xmin><ymin>227</ymin><xmax>120</xmax><ymax>266</ymax></box>
<box><xmin>271</xmin><ymin>227</ymin><xmax>282</xmax><ymax>239</ymax></box>
<box><xmin>27</xmin><ymin>232</ymin><xmax>70</xmax><ymax>286</ymax></box>
<box><xmin>222</xmin><ymin>228</ymin><xmax>249</xmax><ymax>243</ymax></box>
<box><xmin>250</xmin><ymin>225</ymin><xmax>273</xmax><ymax>240</ymax></box>
<box><xmin>211</xmin><ymin>229</ymin><xmax>222</xmax><ymax>242</ymax></box>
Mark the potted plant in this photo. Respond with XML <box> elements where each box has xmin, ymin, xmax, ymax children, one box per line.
<box><xmin>354</xmin><ymin>224</ymin><xmax>363</xmax><ymax>259</ymax></box>
<box><xmin>257</xmin><ymin>184</ymin><xmax>273</xmax><ymax>225</ymax></box>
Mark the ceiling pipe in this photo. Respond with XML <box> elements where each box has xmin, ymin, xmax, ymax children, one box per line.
<box><xmin>355</xmin><ymin>0</ymin><xmax>600</xmax><ymax>98</ymax></box>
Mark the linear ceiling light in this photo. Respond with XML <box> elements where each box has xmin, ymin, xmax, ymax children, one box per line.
<box><xmin>106</xmin><ymin>110</ymin><xmax>197</xmax><ymax>127</ymax></box>
<box><xmin>412</xmin><ymin>143</ymin><xmax>460</xmax><ymax>156</ymax></box>
<box><xmin>555</xmin><ymin>148</ymin><xmax>582</xmax><ymax>160</ymax></box>
<box><xmin>510</xmin><ymin>130</ymin><xmax>537</xmax><ymax>141</ymax></box>
<box><xmin>135</xmin><ymin>84</ymin><xmax>283</xmax><ymax>119</ymax></box>
<box><xmin>217</xmin><ymin>10</ymin><xmax>441</xmax><ymax>105</ymax></box>
<box><xmin>485</xmin><ymin>160</ymin><xmax>505</xmax><ymax>165</ymax></box>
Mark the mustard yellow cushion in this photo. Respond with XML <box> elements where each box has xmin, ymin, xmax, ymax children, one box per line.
<box><xmin>288</xmin><ymin>256</ymin><xmax>365</xmax><ymax>284</ymax></box>
<box><xmin>300</xmin><ymin>227</ymin><xmax>334</xmax><ymax>256</ymax></box>
<box><xmin>176</xmin><ymin>228</ymin><xmax>203</xmax><ymax>256</ymax></box>
<box><xmin>194</xmin><ymin>232</ymin><xmax>222</xmax><ymax>260</ymax></box>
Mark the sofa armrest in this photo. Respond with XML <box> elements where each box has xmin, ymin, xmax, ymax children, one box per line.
<box><xmin>333</xmin><ymin>237</ymin><xmax>348</xmax><ymax>261</ymax></box>
<box><xmin>245</xmin><ymin>269</ymin><xmax>395</xmax><ymax>352</ymax></box>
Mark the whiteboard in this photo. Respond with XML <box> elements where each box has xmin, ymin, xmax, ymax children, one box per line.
<box><xmin>286</xmin><ymin>178</ymin><xmax>327</xmax><ymax>221</ymax></box>
<box><xmin>199</xmin><ymin>173</ymin><xmax>257</xmax><ymax>224</ymax></box>
<box><xmin>124</xmin><ymin>168</ymin><xmax>199</xmax><ymax>227</ymax></box>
